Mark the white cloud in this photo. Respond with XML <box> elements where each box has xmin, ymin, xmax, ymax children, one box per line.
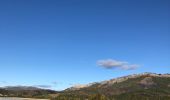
<box><xmin>34</xmin><ymin>85</ymin><xmax>52</xmax><ymax>89</ymax></box>
<box><xmin>97</xmin><ymin>59</ymin><xmax>139</xmax><ymax>70</ymax></box>
<box><xmin>51</xmin><ymin>81</ymin><xmax>63</xmax><ymax>85</ymax></box>
<box><xmin>52</xmin><ymin>81</ymin><xmax>58</xmax><ymax>85</ymax></box>
<box><xmin>121</xmin><ymin>64</ymin><xmax>139</xmax><ymax>70</ymax></box>
<box><xmin>0</xmin><ymin>81</ymin><xmax>7</xmax><ymax>84</ymax></box>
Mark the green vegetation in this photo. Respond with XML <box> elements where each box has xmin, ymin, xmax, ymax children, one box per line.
<box><xmin>0</xmin><ymin>89</ymin><xmax>56</xmax><ymax>99</ymax></box>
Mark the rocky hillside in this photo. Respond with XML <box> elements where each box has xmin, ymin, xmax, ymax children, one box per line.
<box><xmin>54</xmin><ymin>72</ymin><xmax>170</xmax><ymax>100</ymax></box>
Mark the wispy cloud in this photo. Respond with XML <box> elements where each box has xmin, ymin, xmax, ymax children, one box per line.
<box><xmin>97</xmin><ymin>59</ymin><xmax>139</xmax><ymax>70</ymax></box>
<box><xmin>51</xmin><ymin>81</ymin><xmax>63</xmax><ymax>86</ymax></box>
<box><xmin>52</xmin><ymin>81</ymin><xmax>58</xmax><ymax>85</ymax></box>
<box><xmin>0</xmin><ymin>81</ymin><xmax>7</xmax><ymax>84</ymax></box>
<box><xmin>121</xmin><ymin>64</ymin><xmax>139</xmax><ymax>70</ymax></box>
<box><xmin>34</xmin><ymin>85</ymin><xmax>52</xmax><ymax>89</ymax></box>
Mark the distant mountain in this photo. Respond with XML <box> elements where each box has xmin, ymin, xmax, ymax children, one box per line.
<box><xmin>3</xmin><ymin>86</ymin><xmax>40</xmax><ymax>91</ymax></box>
<box><xmin>0</xmin><ymin>86</ymin><xmax>56</xmax><ymax>98</ymax></box>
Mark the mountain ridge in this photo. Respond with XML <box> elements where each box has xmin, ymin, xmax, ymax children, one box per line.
<box><xmin>55</xmin><ymin>72</ymin><xmax>170</xmax><ymax>100</ymax></box>
<box><xmin>66</xmin><ymin>72</ymin><xmax>170</xmax><ymax>91</ymax></box>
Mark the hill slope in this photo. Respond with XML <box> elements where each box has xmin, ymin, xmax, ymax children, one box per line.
<box><xmin>53</xmin><ymin>73</ymin><xmax>170</xmax><ymax>100</ymax></box>
<box><xmin>0</xmin><ymin>86</ymin><xmax>56</xmax><ymax>98</ymax></box>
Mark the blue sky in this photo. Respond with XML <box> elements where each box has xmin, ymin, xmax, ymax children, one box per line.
<box><xmin>0</xmin><ymin>0</ymin><xmax>169</xmax><ymax>90</ymax></box>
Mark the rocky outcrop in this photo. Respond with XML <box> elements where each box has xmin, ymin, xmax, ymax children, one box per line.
<box><xmin>139</xmin><ymin>77</ymin><xmax>156</xmax><ymax>88</ymax></box>
<box><xmin>168</xmin><ymin>84</ymin><xmax>170</xmax><ymax>87</ymax></box>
